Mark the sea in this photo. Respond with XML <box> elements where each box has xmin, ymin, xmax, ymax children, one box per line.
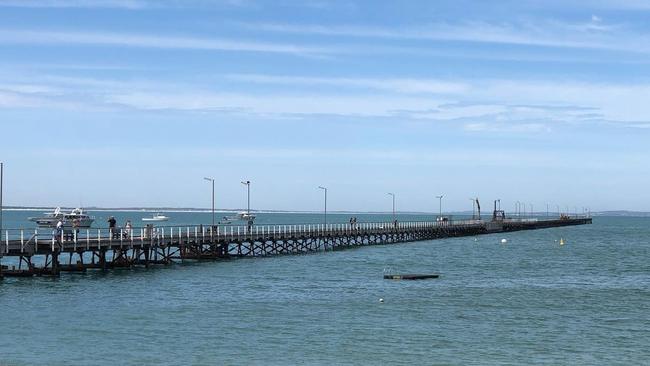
<box><xmin>1</xmin><ymin>210</ymin><xmax>649</xmax><ymax>365</ymax></box>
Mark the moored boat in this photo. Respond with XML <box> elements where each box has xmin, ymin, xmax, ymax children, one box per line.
<box><xmin>28</xmin><ymin>207</ymin><xmax>95</xmax><ymax>228</ymax></box>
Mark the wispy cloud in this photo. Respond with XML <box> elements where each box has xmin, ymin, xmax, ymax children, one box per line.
<box><xmin>227</xmin><ymin>74</ymin><xmax>469</xmax><ymax>94</ymax></box>
<box><xmin>0</xmin><ymin>29</ymin><xmax>333</xmax><ymax>56</ymax></box>
<box><xmin>0</xmin><ymin>0</ymin><xmax>249</xmax><ymax>9</ymax></box>
<box><xmin>0</xmin><ymin>0</ymin><xmax>149</xmax><ymax>9</ymax></box>
<box><xmin>3</xmin><ymin>72</ymin><xmax>650</xmax><ymax>129</ymax></box>
<box><xmin>244</xmin><ymin>18</ymin><xmax>650</xmax><ymax>54</ymax></box>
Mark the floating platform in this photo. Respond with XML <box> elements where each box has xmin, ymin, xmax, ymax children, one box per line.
<box><xmin>384</xmin><ymin>273</ymin><xmax>440</xmax><ymax>280</ymax></box>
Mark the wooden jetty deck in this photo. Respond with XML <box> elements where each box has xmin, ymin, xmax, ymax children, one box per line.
<box><xmin>0</xmin><ymin>216</ymin><xmax>591</xmax><ymax>278</ymax></box>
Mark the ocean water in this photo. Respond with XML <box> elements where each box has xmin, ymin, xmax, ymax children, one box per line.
<box><xmin>1</xmin><ymin>211</ymin><xmax>649</xmax><ymax>365</ymax></box>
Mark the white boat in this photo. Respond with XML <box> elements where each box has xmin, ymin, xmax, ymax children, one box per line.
<box><xmin>142</xmin><ymin>213</ymin><xmax>169</xmax><ymax>222</ymax></box>
<box><xmin>218</xmin><ymin>216</ymin><xmax>234</xmax><ymax>225</ymax></box>
<box><xmin>28</xmin><ymin>207</ymin><xmax>95</xmax><ymax>228</ymax></box>
<box><xmin>238</xmin><ymin>211</ymin><xmax>256</xmax><ymax>221</ymax></box>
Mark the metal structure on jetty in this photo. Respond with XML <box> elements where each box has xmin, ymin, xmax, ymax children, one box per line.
<box><xmin>0</xmin><ymin>212</ymin><xmax>591</xmax><ymax>279</ymax></box>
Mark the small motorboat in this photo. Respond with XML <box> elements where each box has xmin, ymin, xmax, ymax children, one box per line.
<box><xmin>218</xmin><ymin>216</ymin><xmax>234</xmax><ymax>225</ymax></box>
<box><xmin>238</xmin><ymin>211</ymin><xmax>256</xmax><ymax>221</ymax></box>
<box><xmin>142</xmin><ymin>213</ymin><xmax>170</xmax><ymax>222</ymax></box>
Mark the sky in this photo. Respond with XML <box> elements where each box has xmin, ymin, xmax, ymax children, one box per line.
<box><xmin>0</xmin><ymin>0</ymin><xmax>649</xmax><ymax>213</ymax></box>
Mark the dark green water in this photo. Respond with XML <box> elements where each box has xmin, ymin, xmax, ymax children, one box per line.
<box><xmin>1</xmin><ymin>212</ymin><xmax>649</xmax><ymax>365</ymax></box>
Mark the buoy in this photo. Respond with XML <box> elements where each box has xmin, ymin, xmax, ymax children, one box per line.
<box><xmin>379</xmin><ymin>298</ymin><xmax>384</xmax><ymax>303</ymax></box>
<box><xmin>559</xmin><ymin>238</ymin><xmax>565</xmax><ymax>246</ymax></box>
<box><xmin>501</xmin><ymin>239</ymin><xmax>507</xmax><ymax>244</ymax></box>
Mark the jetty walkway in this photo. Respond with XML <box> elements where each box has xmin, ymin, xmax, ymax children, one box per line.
<box><xmin>0</xmin><ymin>216</ymin><xmax>591</xmax><ymax>278</ymax></box>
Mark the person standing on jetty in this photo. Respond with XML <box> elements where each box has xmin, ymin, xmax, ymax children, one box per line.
<box><xmin>107</xmin><ymin>216</ymin><xmax>117</xmax><ymax>238</ymax></box>
<box><xmin>55</xmin><ymin>219</ymin><xmax>64</xmax><ymax>244</ymax></box>
<box><xmin>71</xmin><ymin>217</ymin><xmax>80</xmax><ymax>241</ymax></box>
<box><xmin>124</xmin><ymin>220</ymin><xmax>132</xmax><ymax>239</ymax></box>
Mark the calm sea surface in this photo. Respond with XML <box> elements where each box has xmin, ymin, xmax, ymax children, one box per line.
<box><xmin>1</xmin><ymin>211</ymin><xmax>649</xmax><ymax>365</ymax></box>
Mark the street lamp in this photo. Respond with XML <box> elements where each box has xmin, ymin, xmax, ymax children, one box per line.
<box><xmin>318</xmin><ymin>186</ymin><xmax>327</xmax><ymax>225</ymax></box>
<box><xmin>387</xmin><ymin>193</ymin><xmax>395</xmax><ymax>222</ymax></box>
<box><xmin>436</xmin><ymin>195</ymin><xmax>443</xmax><ymax>219</ymax></box>
<box><xmin>203</xmin><ymin>177</ymin><xmax>215</xmax><ymax>229</ymax></box>
<box><xmin>470</xmin><ymin>198</ymin><xmax>476</xmax><ymax>220</ymax></box>
<box><xmin>241</xmin><ymin>180</ymin><xmax>251</xmax><ymax>215</ymax></box>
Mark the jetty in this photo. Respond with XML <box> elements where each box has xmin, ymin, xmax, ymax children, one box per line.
<box><xmin>0</xmin><ymin>215</ymin><xmax>591</xmax><ymax>278</ymax></box>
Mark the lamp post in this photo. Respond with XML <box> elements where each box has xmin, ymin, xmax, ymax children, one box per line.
<box><xmin>530</xmin><ymin>203</ymin><xmax>533</xmax><ymax>218</ymax></box>
<box><xmin>203</xmin><ymin>177</ymin><xmax>215</xmax><ymax>230</ymax></box>
<box><xmin>241</xmin><ymin>180</ymin><xmax>251</xmax><ymax>215</ymax></box>
<box><xmin>436</xmin><ymin>195</ymin><xmax>443</xmax><ymax>219</ymax></box>
<box><xmin>318</xmin><ymin>186</ymin><xmax>327</xmax><ymax>225</ymax></box>
<box><xmin>546</xmin><ymin>203</ymin><xmax>549</xmax><ymax>217</ymax></box>
<box><xmin>387</xmin><ymin>193</ymin><xmax>395</xmax><ymax>222</ymax></box>
<box><xmin>470</xmin><ymin>198</ymin><xmax>476</xmax><ymax>220</ymax></box>
<box><xmin>515</xmin><ymin>201</ymin><xmax>520</xmax><ymax>217</ymax></box>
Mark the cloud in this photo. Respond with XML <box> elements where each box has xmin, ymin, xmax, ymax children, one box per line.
<box><xmin>0</xmin><ymin>0</ymin><xmax>250</xmax><ymax>9</ymax></box>
<box><xmin>0</xmin><ymin>0</ymin><xmax>148</xmax><ymax>8</ymax></box>
<box><xmin>3</xmin><ymin>72</ymin><xmax>650</xmax><ymax>129</ymax></box>
<box><xmin>227</xmin><ymin>74</ymin><xmax>469</xmax><ymax>94</ymax></box>
<box><xmin>0</xmin><ymin>29</ymin><xmax>333</xmax><ymax>56</ymax></box>
<box><xmin>244</xmin><ymin>19</ymin><xmax>650</xmax><ymax>54</ymax></box>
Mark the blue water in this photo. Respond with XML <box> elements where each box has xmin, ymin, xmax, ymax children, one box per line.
<box><xmin>1</xmin><ymin>211</ymin><xmax>649</xmax><ymax>365</ymax></box>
